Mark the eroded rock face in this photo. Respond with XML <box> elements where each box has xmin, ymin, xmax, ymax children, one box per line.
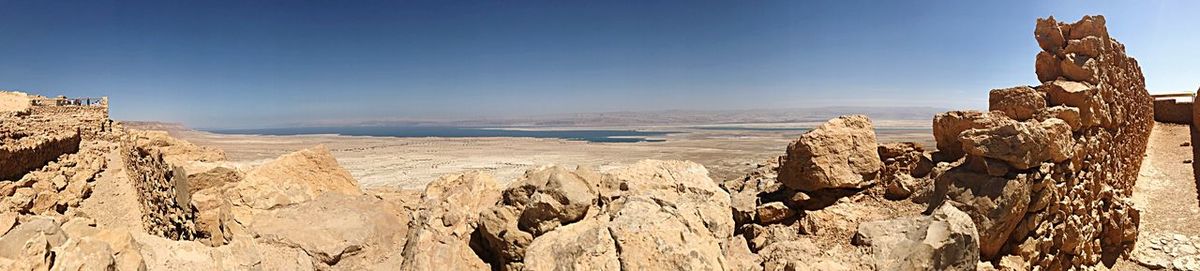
<box><xmin>250</xmin><ymin>193</ymin><xmax>408</xmax><ymax>267</ymax></box>
<box><xmin>989</xmin><ymin>86</ymin><xmax>1046</xmax><ymax>121</ymax></box>
<box><xmin>400</xmin><ymin>171</ymin><xmax>501</xmax><ymax>271</ymax></box>
<box><xmin>853</xmin><ymin>204</ymin><xmax>980</xmax><ymax>271</ymax></box>
<box><xmin>932</xmin><ymin>111</ymin><xmax>1016</xmax><ymax>160</ymax></box>
<box><xmin>231</xmin><ymin>145</ymin><xmax>361</xmax><ymax>210</ymax></box>
<box><xmin>958</xmin><ymin>118</ymin><xmax>1074</xmax><ymax>169</ymax></box>
<box><xmin>779</xmin><ymin>115</ymin><xmax>883</xmax><ymax>191</ymax></box>
<box><xmin>519</xmin><ymin>160</ymin><xmax>737</xmax><ymax>270</ymax></box>
<box><xmin>938</xmin><ymin>168</ymin><xmax>1031</xmax><ymax>259</ymax></box>
<box><xmin>477</xmin><ymin>166</ymin><xmax>602</xmax><ymax>270</ymax></box>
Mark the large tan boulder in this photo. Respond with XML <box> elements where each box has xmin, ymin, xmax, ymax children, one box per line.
<box><xmin>778</xmin><ymin>115</ymin><xmax>883</xmax><ymax>191</ymax></box>
<box><xmin>989</xmin><ymin>86</ymin><xmax>1046</xmax><ymax>121</ymax></box>
<box><xmin>1040</xmin><ymin>80</ymin><xmax>1105</xmax><ymax>128</ymax></box>
<box><xmin>938</xmin><ymin>168</ymin><xmax>1031</xmax><ymax>260</ymax></box>
<box><xmin>401</xmin><ymin>171</ymin><xmax>501</xmax><ymax>271</ymax></box>
<box><xmin>521</xmin><ymin>160</ymin><xmax>737</xmax><ymax>270</ymax></box>
<box><xmin>932</xmin><ymin>111</ymin><xmax>1015</xmax><ymax>160</ymax></box>
<box><xmin>958</xmin><ymin>119</ymin><xmax>1074</xmax><ymax>170</ymax></box>
<box><xmin>0</xmin><ymin>217</ymin><xmax>65</xmax><ymax>270</ymax></box>
<box><xmin>477</xmin><ymin>166</ymin><xmax>601</xmax><ymax>270</ymax></box>
<box><xmin>853</xmin><ymin>204</ymin><xmax>980</xmax><ymax>271</ymax></box>
<box><xmin>132</xmin><ymin>232</ymin><xmax>316</xmax><ymax>270</ymax></box>
<box><xmin>250</xmin><ymin>193</ymin><xmax>408</xmax><ymax>268</ymax></box>
<box><xmin>230</xmin><ymin>146</ymin><xmax>361</xmax><ymax>210</ymax></box>
<box><xmin>522</xmin><ymin>217</ymin><xmax>619</xmax><ymax>270</ymax></box>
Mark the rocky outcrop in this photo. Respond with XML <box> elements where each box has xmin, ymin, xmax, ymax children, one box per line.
<box><xmin>853</xmin><ymin>204</ymin><xmax>980</xmax><ymax>271</ymax></box>
<box><xmin>929</xmin><ymin>15</ymin><xmax>1152</xmax><ymax>269</ymax></box>
<box><xmin>778</xmin><ymin>115</ymin><xmax>882</xmax><ymax>191</ymax></box>
<box><xmin>517</xmin><ymin>160</ymin><xmax>738</xmax><ymax>270</ymax></box>
<box><xmin>250</xmin><ymin>193</ymin><xmax>408</xmax><ymax>267</ymax></box>
<box><xmin>476</xmin><ymin>166</ymin><xmax>602</xmax><ymax>270</ymax></box>
<box><xmin>957</xmin><ymin>118</ymin><xmax>1074</xmax><ymax>169</ymax></box>
<box><xmin>401</xmin><ymin>171</ymin><xmax>501</xmax><ymax>271</ymax></box>
<box><xmin>0</xmin><ymin>129</ymin><xmax>81</xmax><ymax>182</ymax></box>
<box><xmin>989</xmin><ymin>86</ymin><xmax>1046</xmax><ymax>121</ymax></box>
<box><xmin>1</xmin><ymin>141</ymin><xmax>107</xmax><ymax>215</ymax></box>
<box><xmin>932</xmin><ymin>111</ymin><xmax>1015</xmax><ymax>160</ymax></box>
<box><xmin>230</xmin><ymin>145</ymin><xmax>362</xmax><ymax>210</ymax></box>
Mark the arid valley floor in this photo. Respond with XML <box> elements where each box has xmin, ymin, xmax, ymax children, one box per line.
<box><xmin>144</xmin><ymin>121</ymin><xmax>934</xmax><ymax>189</ymax></box>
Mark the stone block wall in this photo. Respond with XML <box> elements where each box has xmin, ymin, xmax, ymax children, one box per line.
<box><xmin>933</xmin><ymin>15</ymin><xmax>1152</xmax><ymax>270</ymax></box>
<box><xmin>0</xmin><ymin>129</ymin><xmax>81</xmax><ymax>181</ymax></box>
<box><xmin>122</xmin><ymin>140</ymin><xmax>198</xmax><ymax>240</ymax></box>
<box><xmin>1152</xmin><ymin>97</ymin><xmax>1192</xmax><ymax>124</ymax></box>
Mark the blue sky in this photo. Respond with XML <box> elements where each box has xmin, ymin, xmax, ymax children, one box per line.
<box><xmin>1</xmin><ymin>1</ymin><xmax>1196</xmax><ymax>128</ymax></box>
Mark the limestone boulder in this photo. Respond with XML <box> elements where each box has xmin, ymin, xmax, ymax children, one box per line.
<box><xmin>0</xmin><ymin>217</ymin><xmax>65</xmax><ymax>270</ymax></box>
<box><xmin>958</xmin><ymin>119</ymin><xmax>1074</xmax><ymax>169</ymax></box>
<box><xmin>1041</xmin><ymin>80</ymin><xmax>1105</xmax><ymax>128</ymax></box>
<box><xmin>192</xmin><ymin>188</ymin><xmax>234</xmax><ymax>246</ymax></box>
<box><xmin>779</xmin><ymin>115</ymin><xmax>882</xmax><ymax>191</ymax></box>
<box><xmin>522</xmin><ymin>217</ymin><xmax>619</xmax><ymax>271</ymax></box>
<box><xmin>49</xmin><ymin>237</ymin><xmax>117</xmax><ymax>270</ymax></box>
<box><xmin>989</xmin><ymin>86</ymin><xmax>1046</xmax><ymax>121</ymax></box>
<box><xmin>1035</xmin><ymin>51</ymin><xmax>1060</xmax><ymax>82</ymax></box>
<box><xmin>477</xmin><ymin>165</ymin><xmax>601</xmax><ymax>270</ymax></box>
<box><xmin>132</xmin><ymin>231</ymin><xmax>315</xmax><ymax>270</ymax></box>
<box><xmin>230</xmin><ymin>146</ymin><xmax>361</xmax><ymax>210</ymax></box>
<box><xmin>401</xmin><ymin>171</ymin><xmax>501</xmax><ymax>271</ymax></box>
<box><xmin>521</xmin><ymin>160</ymin><xmax>737</xmax><ymax>270</ymax></box>
<box><xmin>1034</xmin><ymin>17</ymin><xmax>1064</xmax><ymax>53</ymax></box>
<box><xmin>1033</xmin><ymin>106</ymin><xmax>1082</xmax><ymax>131</ymax></box>
<box><xmin>853</xmin><ymin>204</ymin><xmax>980</xmax><ymax>271</ymax></box>
<box><xmin>938</xmin><ymin>168</ymin><xmax>1031</xmax><ymax>259</ymax></box>
<box><xmin>932</xmin><ymin>111</ymin><xmax>1015</xmax><ymax>160</ymax></box>
<box><xmin>759</xmin><ymin>238</ymin><xmax>851</xmax><ymax>271</ymax></box>
<box><xmin>250</xmin><ymin>193</ymin><xmax>408</xmax><ymax>268</ymax></box>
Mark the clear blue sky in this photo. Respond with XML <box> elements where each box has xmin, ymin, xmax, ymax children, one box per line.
<box><xmin>1</xmin><ymin>1</ymin><xmax>1196</xmax><ymax>128</ymax></box>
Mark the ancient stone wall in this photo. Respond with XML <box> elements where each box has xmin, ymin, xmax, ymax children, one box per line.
<box><xmin>121</xmin><ymin>140</ymin><xmax>198</xmax><ymax>240</ymax></box>
<box><xmin>1152</xmin><ymin>95</ymin><xmax>1192</xmax><ymax>124</ymax></box>
<box><xmin>27</xmin><ymin>104</ymin><xmax>112</xmax><ymax>140</ymax></box>
<box><xmin>931</xmin><ymin>15</ymin><xmax>1152</xmax><ymax>269</ymax></box>
<box><xmin>0</xmin><ymin>129</ymin><xmax>81</xmax><ymax>181</ymax></box>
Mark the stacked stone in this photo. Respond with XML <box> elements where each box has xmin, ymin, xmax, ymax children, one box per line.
<box><xmin>876</xmin><ymin>142</ymin><xmax>934</xmax><ymax>199</ymax></box>
<box><xmin>0</xmin><ymin>129</ymin><xmax>82</xmax><ymax>181</ymax></box>
<box><xmin>0</xmin><ymin>141</ymin><xmax>106</xmax><ymax>215</ymax></box>
<box><xmin>931</xmin><ymin>15</ymin><xmax>1152</xmax><ymax>270</ymax></box>
<box><xmin>121</xmin><ymin>141</ymin><xmax>198</xmax><ymax>240</ymax></box>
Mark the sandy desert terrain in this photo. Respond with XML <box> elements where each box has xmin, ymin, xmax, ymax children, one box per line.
<box><xmin>150</xmin><ymin>122</ymin><xmax>934</xmax><ymax>189</ymax></box>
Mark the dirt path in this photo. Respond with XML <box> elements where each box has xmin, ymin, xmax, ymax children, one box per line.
<box><xmin>75</xmin><ymin>141</ymin><xmax>145</xmax><ymax>232</ymax></box>
<box><xmin>1114</xmin><ymin>123</ymin><xmax>1200</xmax><ymax>270</ymax></box>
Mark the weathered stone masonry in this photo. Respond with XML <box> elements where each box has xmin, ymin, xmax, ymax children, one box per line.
<box><xmin>932</xmin><ymin>15</ymin><xmax>1152</xmax><ymax>270</ymax></box>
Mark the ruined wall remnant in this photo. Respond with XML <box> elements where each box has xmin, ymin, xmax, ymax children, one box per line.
<box><xmin>0</xmin><ymin>129</ymin><xmax>81</xmax><ymax>181</ymax></box>
<box><xmin>1151</xmin><ymin>93</ymin><xmax>1193</xmax><ymax>124</ymax></box>
<box><xmin>932</xmin><ymin>15</ymin><xmax>1152</xmax><ymax>269</ymax></box>
<box><xmin>122</xmin><ymin>138</ymin><xmax>198</xmax><ymax>240</ymax></box>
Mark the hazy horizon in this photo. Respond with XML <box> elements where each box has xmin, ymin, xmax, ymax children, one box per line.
<box><xmin>2</xmin><ymin>1</ymin><xmax>1197</xmax><ymax>128</ymax></box>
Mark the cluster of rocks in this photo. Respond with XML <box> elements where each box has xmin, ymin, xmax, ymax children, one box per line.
<box><xmin>400</xmin><ymin>160</ymin><xmax>754</xmax><ymax>271</ymax></box>
<box><xmin>0</xmin><ymin>129</ymin><xmax>82</xmax><ymax>181</ymax></box>
<box><xmin>0</xmin><ymin>141</ymin><xmax>107</xmax><ymax>215</ymax></box>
